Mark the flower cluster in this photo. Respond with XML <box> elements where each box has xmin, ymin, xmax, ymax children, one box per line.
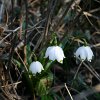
<box><xmin>29</xmin><ymin>46</ymin><xmax>65</xmax><ymax>75</ymax></box>
<box><xmin>29</xmin><ymin>45</ymin><xmax>94</xmax><ymax>75</ymax></box>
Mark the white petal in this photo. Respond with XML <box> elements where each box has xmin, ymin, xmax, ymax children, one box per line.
<box><xmin>48</xmin><ymin>47</ymin><xmax>56</xmax><ymax>61</ymax></box>
<box><xmin>35</xmin><ymin>61</ymin><xmax>44</xmax><ymax>73</ymax></box>
<box><xmin>55</xmin><ymin>51</ymin><xmax>63</xmax><ymax>62</ymax></box>
<box><xmin>29</xmin><ymin>62</ymin><xmax>37</xmax><ymax>74</ymax></box>
<box><xmin>54</xmin><ymin>47</ymin><xmax>64</xmax><ymax>63</ymax></box>
<box><xmin>75</xmin><ymin>47</ymin><xmax>82</xmax><ymax>57</ymax></box>
<box><xmin>75</xmin><ymin>46</ymin><xmax>87</xmax><ymax>61</ymax></box>
<box><xmin>79</xmin><ymin>49</ymin><xmax>87</xmax><ymax>60</ymax></box>
<box><xmin>56</xmin><ymin>46</ymin><xmax>65</xmax><ymax>58</ymax></box>
<box><xmin>85</xmin><ymin>46</ymin><xmax>94</xmax><ymax>61</ymax></box>
<box><xmin>37</xmin><ymin>61</ymin><xmax>44</xmax><ymax>70</ymax></box>
<box><xmin>45</xmin><ymin>47</ymin><xmax>52</xmax><ymax>58</ymax></box>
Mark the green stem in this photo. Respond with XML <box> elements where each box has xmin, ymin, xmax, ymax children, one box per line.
<box><xmin>32</xmin><ymin>52</ymin><xmax>37</xmax><ymax>61</ymax></box>
<box><xmin>82</xmin><ymin>38</ymin><xmax>87</xmax><ymax>46</ymax></box>
<box><xmin>54</xmin><ymin>36</ymin><xmax>57</xmax><ymax>46</ymax></box>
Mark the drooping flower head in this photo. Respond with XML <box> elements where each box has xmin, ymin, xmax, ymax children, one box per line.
<box><xmin>75</xmin><ymin>46</ymin><xmax>94</xmax><ymax>62</ymax></box>
<box><xmin>29</xmin><ymin>61</ymin><xmax>44</xmax><ymax>75</ymax></box>
<box><xmin>45</xmin><ymin>46</ymin><xmax>65</xmax><ymax>63</ymax></box>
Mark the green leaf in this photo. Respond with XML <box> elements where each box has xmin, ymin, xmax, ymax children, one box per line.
<box><xmin>22</xmin><ymin>72</ymin><xmax>34</xmax><ymax>95</ymax></box>
<box><xmin>51</xmin><ymin>92</ymin><xmax>63</xmax><ymax>100</ymax></box>
<box><xmin>36</xmin><ymin>73</ymin><xmax>53</xmax><ymax>96</ymax></box>
<box><xmin>26</xmin><ymin>43</ymin><xmax>32</xmax><ymax>65</ymax></box>
<box><xmin>41</xmin><ymin>95</ymin><xmax>53</xmax><ymax>100</ymax></box>
<box><xmin>13</xmin><ymin>59</ymin><xmax>22</xmax><ymax>68</ymax></box>
<box><xmin>39</xmin><ymin>48</ymin><xmax>46</xmax><ymax>65</ymax></box>
<box><xmin>59</xmin><ymin>37</ymin><xmax>68</xmax><ymax>49</ymax></box>
<box><xmin>44</xmin><ymin>60</ymin><xmax>53</xmax><ymax>71</ymax></box>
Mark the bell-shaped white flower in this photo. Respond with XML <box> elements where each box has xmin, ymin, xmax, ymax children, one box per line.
<box><xmin>45</xmin><ymin>46</ymin><xmax>65</xmax><ymax>63</ymax></box>
<box><xmin>75</xmin><ymin>46</ymin><xmax>94</xmax><ymax>62</ymax></box>
<box><xmin>29</xmin><ymin>61</ymin><xmax>44</xmax><ymax>75</ymax></box>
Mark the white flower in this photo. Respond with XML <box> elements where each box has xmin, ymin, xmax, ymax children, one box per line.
<box><xmin>45</xmin><ymin>46</ymin><xmax>65</xmax><ymax>63</ymax></box>
<box><xmin>29</xmin><ymin>61</ymin><xmax>44</xmax><ymax>75</ymax></box>
<box><xmin>75</xmin><ymin>46</ymin><xmax>94</xmax><ymax>62</ymax></box>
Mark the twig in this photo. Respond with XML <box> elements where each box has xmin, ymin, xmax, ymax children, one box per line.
<box><xmin>77</xmin><ymin>57</ymin><xmax>100</xmax><ymax>82</ymax></box>
<box><xmin>59</xmin><ymin>90</ymin><xmax>65</xmax><ymax>100</ymax></box>
<box><xmin>87</xmin><ymin>62</ymin><xmax>100</xmax><ymax>79</ymax></box>
<box><xmin>14</xmin><ymin>19</ymin><xmax>45</xmax><ymax>51</ymax></box>
<box><xmin>89</xmin><ymin>7</ymin><xmax>100</xmax><ymax>13</ymax></box>
<box><xmin>41</xmin><ymin>0</ymin><xmax>55</xmax><ymax>48</ymax></box>
<box><xmin>61</xmin><ymin>5</ymin><xmax>84</xmax><ymax>39</ymax></box>
<box><xmin>91</xmin><ymin>43</ymin><xmax>100</xmax><ymax>48</ymax></box>
<box><xmin>0</xmin><ymin>27</ymin><xmax>20</xmax><ymax>45</ymax></box>
<box><xmin>83</xmin><ymin>62</ymin><xmax>100</xmax><ymax>81</ymax></box>
<box><xmin>54</xmin><ymin>0</ymin><xmax>75</xmax><ymax>30</ymax></box>
<box><xmin>83</xmin><ymin>12</ymin><xmax>99</xmax><ymax>31</ymax></box>
<box><xmin>83</xmin><ymin>11</ymin><xmax>100</xmax><ymax>20</ymax></box>
<box><xmin>73</xmin><ymin>61</ymin><xmax>83</xmax><ymax>80</ymax></box>
<box><xmin>0</xmin><ymin>85</ymin><xmax>12</xmax><ymax>100</ymax></box>
<box><xmin>15</xmin><ymin>50</ymin><xmax>28</xmax><ymax>72</ymax></box>
<box><xmin>8</xmin><ymin>71</ymin><xmax>19</xmax><ymax>100</ymax></box>
<box><xmin>34</xmin><ymin>0</ymin><xmax>55</xmax><ymax>51</ymax></box>
<box><xmin>23</xmin><ymin>0</ymin><xmax>28</xmax><ymax>65</ymax></box>
<box><xmin>1</xmin><ymin>81</ymin><xmax>22</xmax><ymax>88</ymax></box>
<box><xmin>4</xmin><ymin>26</ymin><xmax>21</xmax><ymax>33</ymax></box>
<box><xmin>6</xmin><ymin>1</ymin><xmax>19</xmax><ymax>99</ymax></box>
<box><xmin>94</xmin><ymin>0</ymin><xmax>100</xmax><ymax>3</ymax></box>
<box><xmin>64</xmin><ymin>83</ymin><xmax>74</xmax><ymax>100</ymax></box>
<box><xmin>74</xmin><ymin>84</ymin><xmax>100</xmax><ymax>100</ymax></box>
<box><xmin>24</xmin><ymin>0</ymin><xmax>28</xmax><ymax>44</ymax></box>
